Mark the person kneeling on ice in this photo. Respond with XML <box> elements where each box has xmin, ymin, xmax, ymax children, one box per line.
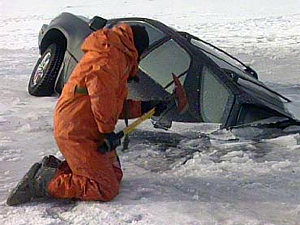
<box><xmin>6</xmin><ymin>23</ymin><xmax>168</xmax><ymax>205</ymax></box>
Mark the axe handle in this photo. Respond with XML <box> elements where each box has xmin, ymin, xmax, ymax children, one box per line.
<box><xmin>122</xmin><ymin>108</ymin><xmax>156</xmax><ymax>135</ymax></box>
<box><xmin>98</xmin><ymin>108</ymin><xmax>156</xmax><ymax>153</ymax></box>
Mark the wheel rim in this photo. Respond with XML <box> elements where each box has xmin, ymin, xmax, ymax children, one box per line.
<box><xmin>32</xmin><ymin>52</ymin><xmax>51</xmax><ymax>86</ymax></box>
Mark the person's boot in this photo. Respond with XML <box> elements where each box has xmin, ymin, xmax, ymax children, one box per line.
<box><xmin>40</xmin><ymin>155</ymin><xmax>62</xmax><ymax>168</ymax></box>
<box><xmin>6</xmin><ymin>155</ymin><xmax>61</xmax><ymax>206</ymax></box>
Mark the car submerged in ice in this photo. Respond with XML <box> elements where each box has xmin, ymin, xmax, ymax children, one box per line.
<box><xmin>28</xmin><ymin>12</ymin><xmax>300</xmax><ymax>132</ymax></box>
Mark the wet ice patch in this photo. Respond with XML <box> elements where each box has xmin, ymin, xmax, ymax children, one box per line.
<box><xmin>172</xmin><ymin>130</ymin><xmax>300</xmax><ymax>179</ymax></box>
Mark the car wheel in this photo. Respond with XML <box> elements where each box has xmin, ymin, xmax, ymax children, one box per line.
<box><xmin>28</xmin><ymin>43</ymin><xmax>64</xmax><ymax>96</ymax></box>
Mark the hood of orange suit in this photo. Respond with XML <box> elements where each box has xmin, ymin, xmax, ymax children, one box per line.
<box><xmin>81</xmin><ymin>23</ymin><xmax>138</xmax><ymax>74</ymax></box>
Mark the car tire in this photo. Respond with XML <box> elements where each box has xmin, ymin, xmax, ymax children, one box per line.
<box><xmin>28</xmin><ymin>43</ymin><xmax>64</xmax><ymax>96</ymax></box>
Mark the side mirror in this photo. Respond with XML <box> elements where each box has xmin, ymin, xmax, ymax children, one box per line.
<box><xmin>244</xmin><ymin>66</ymin><xmax>258</xmax><ymax>80</ymax></box>
<box><xmin>172</xmin><ymin>73</ymin><xmax>189</xmax><ymax>114</ymax></box>
<box><xmin>89</xmin><ymin>16</ymin><xmax>107</xmax><ymax>31</ymax></box>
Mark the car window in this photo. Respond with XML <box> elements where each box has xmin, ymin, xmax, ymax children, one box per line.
<box><xmin>118</xmin><ymin>21</ymin><xmax>166</xmax><ymax>46</ymax></box>
<box><xmin>139</xmin><ymin>39</ymin><xmax>191</xmax><ymax>93</ymax></box>
<box><xmin>200</xmin><ymin>66</ymin><xmax>234</xmax><ymax>123</ymax></box>
<box><xmin>191</xmin><ymin>38</ymin><xmax>242</xmax><ymax>68</ymax></box>
<box><xmin>191</xmin><ymin>38</ymin><xmax>257</xmax><ymax>82</ymax></box>
<box><xmin>237</xmin><ymin>104</ymin><xmax>281</xmax><ymax>125</ymax></box>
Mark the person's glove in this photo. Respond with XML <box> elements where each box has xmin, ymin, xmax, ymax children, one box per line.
<box><xmin>141</xmin><ymin>101</ymin><xmax>168</xmax><ymax>117</ymax></box>
<box><xmin>98</xmin><ymin>132</ymin><xmax>122</xmax><ymax>154</ymax></box>
<box><xmin>153</xmin><ymin>101</ymin><xmax>168</xmax><ymax>116</ymax></box>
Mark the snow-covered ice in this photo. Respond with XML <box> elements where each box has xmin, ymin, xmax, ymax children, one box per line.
<box><xmin>0</xmin><ymin>0</ymin><xmax>300</xmax><ymax>224</ymax></box>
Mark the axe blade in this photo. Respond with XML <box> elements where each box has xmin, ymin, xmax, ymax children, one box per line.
<box><xmin>172</xmin><ymin>73</ymin><xmax>189</xmax><ymax>114</ymax></box>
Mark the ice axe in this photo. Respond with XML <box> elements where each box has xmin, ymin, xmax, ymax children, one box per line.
<box><xmin>172</xmin><ymin>73</ymin><xmax>189</xmax><ymax>114</ymax></box>
<box><xmin>98</xmin><ymin>73</ymin><xmax>189</xmax><ymax>153</ymax></box>
<box><xmin>98</xmin><ymin>108</ymin><xmax>156</xmax><ymax>153</ymax></box>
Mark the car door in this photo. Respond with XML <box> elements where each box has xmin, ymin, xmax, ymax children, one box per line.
<box><xmin>185</xmin><ymin>37</ymin><xmax>236</xmax><ymax>126</ymax></box>
<box><xmin>111</xmin><ymin>20</ymin><xmax>191</xmax><ymax>102</ymax></box>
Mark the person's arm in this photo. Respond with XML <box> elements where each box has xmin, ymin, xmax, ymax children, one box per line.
<box><xmin>85</xmin><ymin>52</ymin><xmax>120</xmax><ymax>134</ymax></box>
<box><xmin>119</xmin><ymin>100</ymin><xmax>142</xmax><ymax>119</ymax></box>
<box><xmin>119</xmin><ymin>100</ymin><xmax>168</xmax><ymax>119</ymax></box>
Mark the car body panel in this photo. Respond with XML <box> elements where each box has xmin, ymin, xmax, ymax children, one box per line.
<box><xmin>35</xmin><ymin>13</ymin><xmax>300</xmax><ymax>129</ymax></box>
<box><xmin>39</xmin><ymin>13</ymin><xmax>91</xmax><ymax>57</ymax></box>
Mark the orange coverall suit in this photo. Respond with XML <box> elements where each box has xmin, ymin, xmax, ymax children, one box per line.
<box><xmin>48</xmin><ymin>24</ymin><xmax>140</xmax><ymax>201</ymax></box>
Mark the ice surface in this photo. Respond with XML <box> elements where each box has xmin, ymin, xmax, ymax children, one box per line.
<box><xmin>0</xmin><ymin>0</ymin><xmax>300</xmax><ymax>224</ymax></box>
